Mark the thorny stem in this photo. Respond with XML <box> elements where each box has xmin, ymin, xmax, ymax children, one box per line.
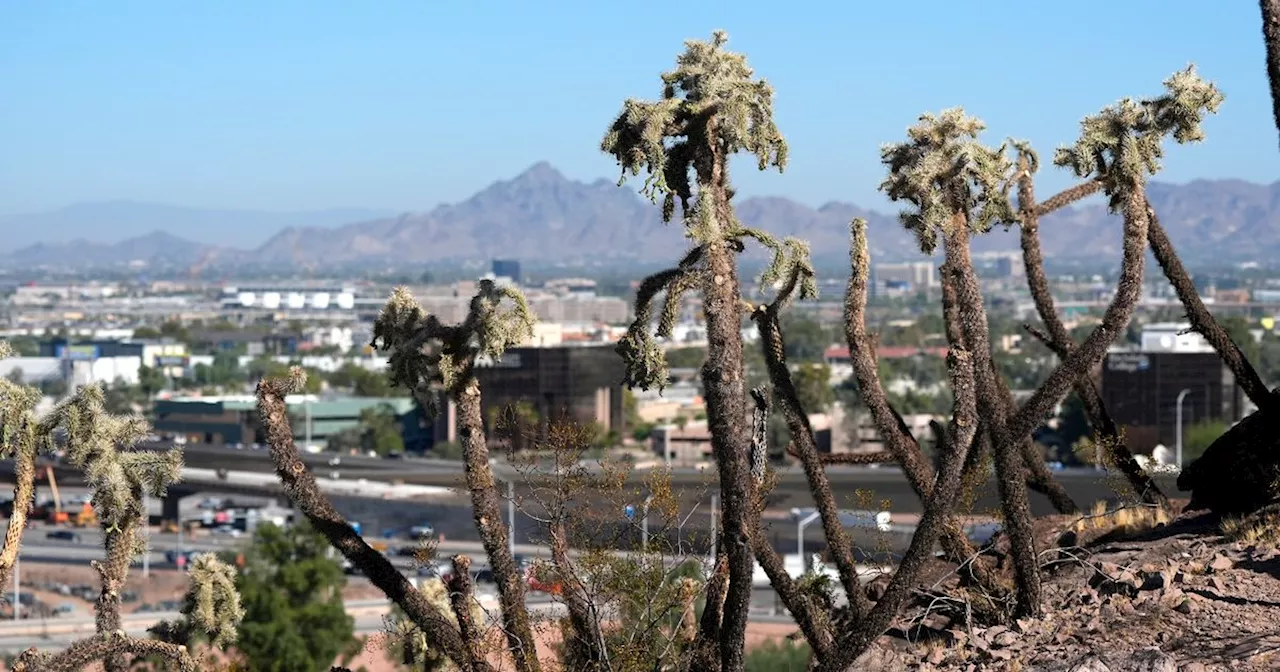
<box><xmin>696</xmin><ymin>119</ymin><xmax>755</xmax><ymax>672</ymax></box>
<box><xmin>820</xmin><ymin>347</ymin><xmax>980</xmax><ymax>671</ymax></box>
<box><xmin>1005</xmin><ymin>189</ymin><xmax>1150</xmax><ymax>453</ymax></box>
<box><xmin>751</xmin><ymin>297</ymin><xmax>873</xmax><ymax>617</ymax></box>
<box><xmin>94</xmin><ymin>486</ymin><xmax>143</xmax><ymax>672</ymax></box>
<box><xmin>256</xmin><ymin>378</ymin><xmax>484</xmax><ymax>672</ymax></box>
<box><xmin>1146</xmin><ymin>201</ymin><xmax>1277</xmax><ymax>413</ymax></box>
<box><xmin>941</xmin><ymin>220</ymin><xmax>1041</xmax><ymax>618</ymax></box>
<box><xmin>1262</xmin><ymin>0</ymin><xmax>1280</xmax><ymax>150</ymax></box>
<box><xmin>446</xmin><ymin>555</ymin><xmax>491</xmax><ymax>672</ymax></box>
<box><xmin>15</xmin><ymin>637</ymin><xmax>199</xmax><ymax>672</ymax></box>
<box><xmin>1017</xmin><ymin>161</ymin><xmax>1168</xmax><ymax>509</ymax></box>
<box><xmin>745</xmin><ymin>390</ymin><xmax>834</xmax><ymax>662</ymax></box>
<box><xmin>0</xmin><ymin>440</ymin><xmax>37</xmax><ymax>592</ymax></box>
<box><xmin>454</xmin><ymin>378</ymin><xmax>541</xmax><ymax>672</ymax></box>
<box><xmin>844</xmin><ymin>219</ymin><xmax>1005</xmax><ymax>599</ymax></box>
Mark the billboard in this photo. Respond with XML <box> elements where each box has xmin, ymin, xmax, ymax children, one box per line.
<box><xmin>56</xmin><ymin>345</ymin><xmax>99</xmax><ymax>361</ymax></box>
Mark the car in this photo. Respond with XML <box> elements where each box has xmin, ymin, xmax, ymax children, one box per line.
<box><xmin>410</xmin><ymin>522</ymin><xmax>436</xmax><ymax>539</ymax></box>
<box><xmin>212</xmin><ymin>525</ymin><xmax>242</xmax><ymax>538</ymax></box>
<box><xmin>45</xmin><ymin>530</ymin><xmax>81</xmax><ymax>543</ymax></box>
<box><xmin>327</xmin><ymin>456</ymin><xmax>342</xmax><ymax>467</ymax></box>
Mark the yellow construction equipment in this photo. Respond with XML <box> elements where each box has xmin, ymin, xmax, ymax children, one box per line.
<box><xmin>45</xmin><ymin>467</ymin><xmax>69</xmax><ymax>525</ymax></box>
<box><xmin>72</xmin><ymin>502</ymin><xmax>96</xmax><ymax>527</ymax></box>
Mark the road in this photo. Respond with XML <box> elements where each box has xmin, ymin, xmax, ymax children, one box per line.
<box><xmin>13</xmin><ymin>443</ymin><xmax>1187</xmax><ymax>558</ymax></box>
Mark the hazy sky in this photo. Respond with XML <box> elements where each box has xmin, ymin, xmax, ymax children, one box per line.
<box><xmin>1</xmin><ymin>1</ymin><xmax>1276</xmax><ymax>217</ymax></box>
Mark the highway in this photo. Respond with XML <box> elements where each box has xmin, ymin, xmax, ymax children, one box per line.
<box><xmin>8</xmin><ymin>442</ymin><xmax>1187</xmax><ymax>558</ymax></box>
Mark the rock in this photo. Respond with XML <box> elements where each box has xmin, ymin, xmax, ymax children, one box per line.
<box><xmin>1174</xmin><ymin>598</ymin><xmax>1193</xmax><ymax>614</ymax></box>
<box><xmin>1209</xmin><ymin>554</ymin><xmax>1234</xmax><ymax>572</ymax></box>
<box><xmin>994</xmin><ymin>631</ymin><xmax>1019</xmax><ymax>647</ymax></box>
<box><xmin>1130</xmin><ymin>647</ymin><xmax>1178</xmax><ymax>672</ymax></box>
<box><xmin>926</xmin><ymin>647</ymin><xmax>946</xmax><ymax>665</ymax></box>
<box><xmin>1141</xmin><ymin>569</ymin><xmax>1173</xmax><ymax>591</ymax></box>
<box><xmin>1178</xmin><ymin>407</ymin><xmax>1280</xmax><ymax>515</ymax></box>
<box><xmin>1180</xmin><ymin>663</ymin><xmax>1211</xmax><ymax>672</ymax></box>
<box><xmin>1069</xmin><ymin>656</ymin><xmax>1112</xmax><ymax>672</ymax></box>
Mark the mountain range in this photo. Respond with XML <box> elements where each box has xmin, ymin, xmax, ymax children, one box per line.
<box><xmin>4</xmin><ymin>163</ymin><xmax>1280</xmax><ymax>271</ymax></box>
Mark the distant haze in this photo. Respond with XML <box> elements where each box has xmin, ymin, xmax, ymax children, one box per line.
<box><xmin>3</xmin><ymin>163</ymin><xmax>1279</xmax><ymax>270</ymax></box>
<box><xmin>0</xmin><ymin>202</ymin><xmax>395</xmax><ymax>251</ymax></box>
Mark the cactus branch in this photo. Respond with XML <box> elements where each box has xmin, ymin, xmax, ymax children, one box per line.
<box><xmin>1015</xmin><ymin>152</ymin><xmax>1168</xmax><ymax>509</ymax></box>
<box><xmin>256</xmin><ymin>375</ymin><xmax>482</xmax><ymax>672</ymax></box>
<box><xmin>820</xmin><ymin>347</ymin><xmax>980</xmax><ymax>671</ymax></box>
<box><xmin>1145</xmin><ymin>201</ymin><xmax>1277</xmax><ymax>413</ymax></box>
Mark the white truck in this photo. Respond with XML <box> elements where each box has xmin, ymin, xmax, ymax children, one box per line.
<box><xmin>751</xmin><ymin>553</ymin><xmax>892</xmax><ymax>587</ymax></box>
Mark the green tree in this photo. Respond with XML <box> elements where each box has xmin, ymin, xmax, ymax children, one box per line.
<box><xmin>138</xmin><ymin>365</ymin><xmax>168</xmax><ymax>397</ymax></box>
<box><xmin>358</xmin><ymin>404</ymin><xmax>406</xmax><ymax>456</ymax></box>
<box><xmin>1182</xmin><ymin>419</ymin><xmax>1228</xmax><ymax>466</ymax></box>
<box><xmin>231</xmin><ymin>521</ymin><xmax>355</xmax><ymax>672</ymax></box>
<box><xmin>745</xmin><ymin>639</ymin><xmax>811</xmax><ymax>671</ymax></box>
<box><xmin>791</xmin><ymin>363</ymin><xmax>834</xmax><ymax>414</ymax></box>
<box><xmin>778</xmin><ymin>315</ymin><xmax>831</xmax><ymax>362</ymax></box>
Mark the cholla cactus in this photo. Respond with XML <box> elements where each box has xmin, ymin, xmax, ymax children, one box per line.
<box><xmin>0</xmin><ymin>342</ymin><xmax>221</xmax><ymax>671</ymax></box>
<box><xmin>373</xmin><ymin>280</ymin><xmax>535</xmax><ymax>405</ymax></box>
<box><xmin>1054</xmin><ymin>65</ymin><xmax>1222</xmax><ymax>208</ymax></box>
<box><xmin>879</xmin><ymin>108</ymin><xmax>1016</xmax><ymax>254</ymax></box>
<box><xmin>186</xmin><ymin>553</ymin><xmax>244</xmax><ymax>648</ymax></box>
<box><xmin>602</xmin><ymin>30</ymin><xmax>787</xmax><ymax>233</ymax></box>
<box><xmin>380</xmin><ymin>578</ymin><xmax>486</xmax><ymax>670</ymax></box>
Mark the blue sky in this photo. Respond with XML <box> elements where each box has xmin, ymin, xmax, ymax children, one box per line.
<box><xmin>1</xmin><ymin>0</ymin><xmax>1275</xmax><ymax>217</ymax></box>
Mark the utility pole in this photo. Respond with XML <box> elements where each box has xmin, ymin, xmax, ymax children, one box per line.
<box><xmin>142</xmin><ymin>493</ymin><xmax>150</xmax><ymax>578</ymax></box>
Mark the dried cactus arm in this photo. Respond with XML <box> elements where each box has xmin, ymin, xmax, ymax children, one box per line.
<box><xmin>1145</xmin><ymin>203</ymin><xmax>1276</xmax><ymax>412</ymax></box>
<box><xmin>1032</xmin><ymin>179</ymin><xmax>1103</xmax><ymax>217</ymax></box>
<box><xmin>751</xmin><ymin>292</ymin><xmax>872</xmax><ymax>616</ymax></box>
<box><xmin>844</xmin><ymin>219</ymin><xmax>998</xmax><ymax>584</ymax></box>
<box><xmin>1017</xmin><ymin>159</ymin><xmax>1168</xmax><ymax>508</ymax></box>
<box><xmin>743</xmin><ymin>387</ymin><xmax>835</xmax><ymax>662</ymax></box>
<box><xmin>453</xmin><ymin>378</ymin><xmax>541</xmax><ymax>672</ymax></box>
<box><xmin>256</xmin><ymin>377</ymin><xmax>475</xmax><ymax>669</ymax></box>
<box><xmin>1263</xmin><ymin>0</ymin><xmax>1280</xmax><ymax>149</ymax></box>
<box><xmin>14</xmin><ymin>637</ymin><xmax>200</xmax><ymax>672</ymax></box>
<box><xmin>941</xmin><ymin>219</ymin><xmax>1042</xmax><ymax>618</ymax></box>
<box><xmin>445</xmin><ymin>556</ymin><xmax>493</xmax><ymax>672</ymax></box>
<box><xmin>820</xmin><ymin>347</ymin><xmax>979</xmax><ymax>671</ymax></box>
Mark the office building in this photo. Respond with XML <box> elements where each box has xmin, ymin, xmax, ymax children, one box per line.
<box><xmin>468</xmin><ymin>344</ymin><xmax>625</xmax><ymax>447</ymax></box>
<box><xmin>492</xmin><ymin>259</ymin><xmax>522</xmax><ymax>284</ymax></box>
<box><xmin>1101</xmin><ymin>324</ymin><xmax>1245</xmax><ymax>453</ymax></box>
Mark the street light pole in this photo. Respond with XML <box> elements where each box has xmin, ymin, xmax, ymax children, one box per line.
<box><xmin>710</xmin><ymin>494</ymin><xmax>718</xmax><ymax>560</ymax></box>
<box><xmin>641</xmin><ymin>494</ymin><xmax>654</xmax><ymax>551</ymax></box>
<box><xmin>1176</xmin><ymin>388</ymin><xmax>1191</xmax><ymax>470</ymax></box>
<box><xmin>305</xmin><ymin>395</ymin><xmax>312</xmax><ymax>451</ymax></box>
<box><xmin>142</xmin><ymin>493</ymin><xmax>150</xmax><ymax>578</ymax></box>
<box><xmin>507</xmin><ymin>479</ymin><xmax>515</xmax><ymax>557</ymax></box>
<box><xmin>797</xmin><ymin>510</ymin><xmax>821</xmax><ymax>575</ymax></box>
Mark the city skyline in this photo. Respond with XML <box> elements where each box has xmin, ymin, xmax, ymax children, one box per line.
<box><xmin>3</xmin><ymin>1</ymin><xmax>1275</xmax><ymax>222</ymax></box>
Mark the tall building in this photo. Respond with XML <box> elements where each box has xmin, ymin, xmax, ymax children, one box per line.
<box><xmin>467</xmin><ymin>344</ymin><xmax>625</xmax><ymax>447</ymax></box>
<box><xmin>1101</xmin><ymin>323</ymin><xmax>1245</xmax><ymax>453</ymax></box>
<box><xmin>492</xmin><ymin>259</ymin><xmax>522</xmax><ymax>284</ymax></box>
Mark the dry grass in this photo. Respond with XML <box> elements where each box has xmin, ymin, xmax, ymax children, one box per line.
<box><xmin>1221</xmin><ymin>507</ymin><xmax>1280</xmax><ymax>549</ymax></box>
<box><xmin>1070</xmin><ymin>500</ymin><xmax>1171</xmax><ymax>539</ymax></box>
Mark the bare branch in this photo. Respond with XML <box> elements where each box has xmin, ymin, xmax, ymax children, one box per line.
<box><xmin>256</xmin><ymin>376</ymin><xmax>479</xmax><ymax>671</ymax></box>
<box><xmin>446</xmin><ymin>555</ymin><xmax>492</xmax><ymax>672</ymax></box>
<box><xmin>1145</xmin><ymin>201</ymin><xmax>1276</xmax><ymax>412</ymax></box>
<box><xmin>14</xmin><ymin>636</ymin><xmax>199</xmax><ymax>672</ymax></box>
<box><xmin>821</xmin><ymin>347</ymin><xmax>980</xmax><ymax>671</ymax></box>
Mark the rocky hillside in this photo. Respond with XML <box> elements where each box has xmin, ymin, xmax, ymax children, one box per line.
<box><xmin>5</xmin><ymin>164</ymin><xmax>1280</xmax><ymax>270</ymax></box>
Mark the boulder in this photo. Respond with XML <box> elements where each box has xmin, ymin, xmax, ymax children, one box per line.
<box><xmin>1178</xmin><ymin>407</ymin><xmax>1280</xmax><ymax>515</ymax></box>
